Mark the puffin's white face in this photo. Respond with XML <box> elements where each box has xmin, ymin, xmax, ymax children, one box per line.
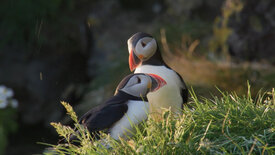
<box><xmin>119</xmin><ymin>74</ymin><xmax>166</xmax><ymax>98</ymax></box>
<box><xmin>128</xmin><ymin>37</ymin><xmax>157</xmax><ymax>61</ymax></box>
<box><xmin>121</xmin><ymin>74</ymin><xmax>151</xmax><ymax>97</ymax></box>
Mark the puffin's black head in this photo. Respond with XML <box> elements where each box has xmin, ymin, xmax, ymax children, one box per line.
<box><xmin>115</xmin><ymin>73</ymin><xmax>166</xmax><ymax>97</ymax></box>
<box><xmin>127</xmin><ymin>32</ymin><xmax>160</xmax><ymax>71</ymax></box>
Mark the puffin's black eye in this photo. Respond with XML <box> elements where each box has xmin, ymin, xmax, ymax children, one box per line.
<box><xmin>137</xmin><ymin>77</ymin><xmax>141</xmax><ymax>83</ymax></box>
<box><xmin>141</xmin><ymin>41</ymin><xmax>146</xmax><ymax>47</ymax></box>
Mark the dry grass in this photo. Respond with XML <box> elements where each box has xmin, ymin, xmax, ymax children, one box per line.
<box><xmin>160</xmin><ymin>28</ymin><xmax>275</xmax><ymax>95</ymax></box>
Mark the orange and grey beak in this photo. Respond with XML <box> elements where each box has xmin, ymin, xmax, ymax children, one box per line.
<box><xmin>148</xmin><ymin>74</ymin><xmax>167</xmax><ymax>92</ymax></box>
<box><xmin>129</xmin><ymin>49</ymin><xmax>142</xmax><ymax>72</ymax></box>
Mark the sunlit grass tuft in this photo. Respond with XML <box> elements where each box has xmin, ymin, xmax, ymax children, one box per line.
<box><xmin>42</xmin><ymin>88</ymin><xmax>275</xmax><ymax>154</ymax></box>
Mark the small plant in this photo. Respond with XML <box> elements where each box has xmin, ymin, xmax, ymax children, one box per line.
<box><xmin>0</xmin><ymin>85</ymin><xmax>19</xmax><ymax>154</ymax></box>
<box><xmin>44</xmin><ymin>87</ymin><xmax>275</xmax><ymax>154</ymax></box>
<box><xmin>209</xmin><ymin>0</ymin><xmax>243</xmax><ymax>61</ymax></box>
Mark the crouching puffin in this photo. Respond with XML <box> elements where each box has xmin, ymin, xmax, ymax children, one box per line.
<box><xmin>127</xmin><ymin>32</ymin><xmax>188</xmax><ymax>117</ymax></box>
<box><xmin>69</xmin><ymin>73</ymin><xmax>166</xmax><ymax>143</ymax></box>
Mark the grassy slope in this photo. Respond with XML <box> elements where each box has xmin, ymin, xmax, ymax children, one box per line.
<box><xmin>43</xmin><ymin>87</ymin><xmax>275</xmax><ymax>154</ymax></box>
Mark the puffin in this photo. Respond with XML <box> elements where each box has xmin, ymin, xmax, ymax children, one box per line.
<box><xmin>69</xmin><ymin>73</ymin><xmax>166</xmax><ymax>143</ymax></box>
<box><xmin>127</xmin><ymin>32</ymin><xmax>188</xmax><ymax>117</ymax></box>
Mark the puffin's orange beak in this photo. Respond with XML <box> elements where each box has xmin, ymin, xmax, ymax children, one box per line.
<box><xmin>129</xmin><ymin>50</ymin><xmax>141</xmax><ymax>72</ymax></box>
<box><xmin>148</xmin><ymin>74</ymin><xmax>167</xmax><ymax>92</ymax></box>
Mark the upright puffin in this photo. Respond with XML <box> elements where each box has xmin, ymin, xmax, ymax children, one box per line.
<box><xmin>69</xmin><ymin>73</ymin><xmax>166</xmax><ymax>143</ymax></box>
<box><xmin>127</xmin><ymin>32</ymin><xmax>188</xmax><ymax>117</ymax></box>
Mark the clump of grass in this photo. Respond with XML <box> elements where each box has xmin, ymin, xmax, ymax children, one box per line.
<box><xmin>42</xmin><ymin>87</ymin><xmax>275</xmax><ymax>154</ymax></box>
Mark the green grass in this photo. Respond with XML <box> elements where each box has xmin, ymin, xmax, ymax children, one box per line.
<box><xmin>42</xmin><ymin>86</ymin><xmax>275</xmax><ymax>154</ymax></box>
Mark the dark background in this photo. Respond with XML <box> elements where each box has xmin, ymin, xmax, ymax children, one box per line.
<box><xmin>0</xmin><ymin>0</ymin><xmax>274</xmax><ymax>154</ymax></box>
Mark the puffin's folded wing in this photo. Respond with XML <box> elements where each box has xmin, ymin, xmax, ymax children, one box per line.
<box><xmin>79</xmin><ymin>102</ymin><xmax>128</xmax><ymax>132</ymax></box>
<box><xmin>175</xmin><ymin>72</ymin><xmax>188</xmax><ymax>105</ymax></box>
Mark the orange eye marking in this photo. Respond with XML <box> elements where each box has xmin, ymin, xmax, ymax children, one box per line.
<box><xmin>138</xmin><ymin>55</ymin><xmax>144</xmax><ymax>59</ymax></box>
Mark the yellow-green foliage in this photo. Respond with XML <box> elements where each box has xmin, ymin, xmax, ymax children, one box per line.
<box><xmin>60</xmin><ymin>101</ymin><xmax>78</xmax><ymax>123</ymax></box>
<box><xmin>209</xmin><ymin>0</ymin><xmax>243</xmax><ymax>60</ymax></box>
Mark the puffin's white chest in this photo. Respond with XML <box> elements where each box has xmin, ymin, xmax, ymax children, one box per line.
<box><xmin>109</xmin><ymin>100</ymin><xmax>149</xmax><ymax>140</ymax></box>
<box><xmin>135</xmin><ymin>65</ymin><xmax>184</xmax><ymax>115</ymax></box>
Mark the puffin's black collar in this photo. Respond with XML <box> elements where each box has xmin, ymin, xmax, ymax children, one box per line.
<box><xmin>118</xmin><ymin>90</ymin><xmax>148</xmax><ymax>102</ymax></box>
